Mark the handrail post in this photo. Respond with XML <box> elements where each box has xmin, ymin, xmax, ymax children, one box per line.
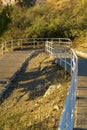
<box><xmin>59</xmin><ymin>38</ymin><xmax>60</xmax><ymax>45</ymax></box>
<box><xmin>65</xmin><ymin>47</ymin><xmax>67</xmax><ymax>71</ymax></box>
<box><xmin>33</xmin><ymin>38</ymin><xmax>35</xmax><ymax>49</ymax></box>
<box><xmin>60</xmin><ymin>49</ymin><xmax>62</xmax><ymax>65</ymax></box>
<box><xmin>55</xmin><ymin>48</ymin><xmax>58</xmax><ymax>63</ymax></box>
<box><xmin>45</xmin><ymin>39</ymin><xmax>78</xmax><ymax>130</ymax></box>
<box><xmin>71</xmin><ymin>51</ymin><xmax>73</xmax><ymax>76</ymax></box>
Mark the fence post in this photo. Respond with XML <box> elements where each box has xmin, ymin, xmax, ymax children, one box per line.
<box><xmin>60</xmin><ymin>49</ymin><xmax>62</xmax><ymax>65</ymax></box>
<box><xmin>59</xmin><ymin>38</ymin><xmax>60</xmax><ymax>46</ymax></box>
<box><xmin>45</xmin><ymin>40</ymin><xmax>78</xmax><ymax>130</ymax></box>
<box><xmin>45</xmin><ymin>41</ymin><xmax>47</xmax><ymax>53</ymax></box>
<box><xmin>33</xmin><ymin>38</ymin><xmax>35</xmax><ymax>49</ymax></box>
<box><xmin>71</xmin><ymin>51</ymin><xmax>73</xmax><ymax>76</ymax></box>
<box><xmin>55</xmin><ymin>48</ymin><xmax>58</xmax><ymax>63</ymax></box>
<box><xmin>65</xmin><ymin>47</ymin><xmax>67</xmax><ymax>71</ymax></box>
<box><xmin>50</xmin><ymin>42</ymin><xmax>52</xmax><ymax>55</ymax></box>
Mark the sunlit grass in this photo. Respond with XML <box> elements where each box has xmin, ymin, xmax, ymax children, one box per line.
<box><xmin>0</xmin><ymin>52</ymin><xmax>70</xmax><ymax>130</ymax></box>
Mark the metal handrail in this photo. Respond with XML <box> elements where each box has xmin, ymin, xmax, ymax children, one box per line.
<box><xmin>45</xmin><ymin>40</ymin><xmax>78</xmax><ymax>130</ymax></box>
<box><xmin>0</xmin><ymin>38</ymin><xmax>72</xmax><ymax>56</ymax></box>
<box><xmin>0</xmin><ymin>38</ymin><xmax>77</xmax><ymax>129</ymax></box>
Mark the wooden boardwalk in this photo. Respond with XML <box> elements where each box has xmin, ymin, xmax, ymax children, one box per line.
<box><xmin>0</xmin><ymin>50</ymin><xmax>31</xmax><ymax>91</ymax></box>
<box><xmin>74</xmin><ymin>57</ymin><xmax>87</xmax><ymax>130</ymax></box>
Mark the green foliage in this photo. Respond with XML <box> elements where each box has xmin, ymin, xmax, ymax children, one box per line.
<box><xmin>0</xmin><ymin>5</ymin><xmax>12</xmax><ymax>36</ymax></box>
<box><xmin>0</xmin><ymin>0</ymin><xmax>87</xmax><ymax>40</ymax></box>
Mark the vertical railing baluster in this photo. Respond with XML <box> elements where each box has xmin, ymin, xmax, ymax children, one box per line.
<box><xmin>33</xmin><ymin>38</ymin><xmax>35</xmax><ymax>49</ymax></box>
<box><xmin>65</xmin><ymin>47</ymin><xmax>67</xmax><ymax>71</ymax></box>
<box><xmin>71</xmin><ymin>51</ymin><xmax>73</xmax><ymax>76</ymax></box>
<box><xmin>45</xmin><ymin>40</ymin><xmax>78</xmax><ymax>130</ymax></box>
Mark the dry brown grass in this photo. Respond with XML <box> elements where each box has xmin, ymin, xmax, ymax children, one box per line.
<box><xmin>73</xmin><ymin>37</ymin><xmax>87</xmax><ymax>53</ymax></box>
<box><xmin>0</xmin><ymin>51</ymin><xmax>70</xmax><ymax>130</ymax></box>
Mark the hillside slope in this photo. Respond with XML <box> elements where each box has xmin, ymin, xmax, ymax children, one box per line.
<box><xmin>0</xmin><ymin>51</ymin><xmax>70</xmax><ymax>130</ymax></box>
<box><xmin>0</xmin><ymin>0</ymin><xmax>87</xmax><ymax>47</ymax></box>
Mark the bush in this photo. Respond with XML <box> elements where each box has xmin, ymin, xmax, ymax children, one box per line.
<box><xmin>0</xmin><ymin>0</ymin><xmax>87</xmax><ymax>41</ymax></box>
<box><xmin>0</xmin><ymin>5</ymin><xmax>12</xmax><ymax>36</ymax></box>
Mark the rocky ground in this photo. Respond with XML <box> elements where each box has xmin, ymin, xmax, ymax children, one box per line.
<box><xmin>0</xmin><ymin>51</ymin><xmax>70</xmax><ymax>130</ymax></box>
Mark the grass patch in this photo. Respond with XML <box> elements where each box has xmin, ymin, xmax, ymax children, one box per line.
<box><xmin>0</xmin><ymin>52</ymin><xmax>70</xmax><ymax>130</ymax></box>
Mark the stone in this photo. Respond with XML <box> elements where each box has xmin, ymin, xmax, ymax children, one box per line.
<box><xmin>44</xmin><ymin>84</ymin><xmax>61</xmax><ymax>97</ymax></box>
<box><xmin>53</xmin><ymin>105</ymin><xmax>59</xmax><ymax>111</ymax></box>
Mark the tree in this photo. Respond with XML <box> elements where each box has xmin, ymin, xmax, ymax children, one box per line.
<box><xmin>0</xmin><ymin>5</ymin><xmax>12</xmax><ymax>36</ymax></box>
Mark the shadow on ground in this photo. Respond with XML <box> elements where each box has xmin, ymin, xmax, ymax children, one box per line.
<box><xmin>0</xmin><ymin>51</ymin><xmax>40</xmax><ymax>104</ymax></box>
<box><xmin>0</xmin><ymin>50</ymin><xmax>69</xmax><ymax>105</ymax></box>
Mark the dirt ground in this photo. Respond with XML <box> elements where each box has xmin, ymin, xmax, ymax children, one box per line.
<box><xmin>73</xmin><ymin>38</ymin><xmax>87</xmax><ymax>52</ymax></box>
<box><xmin>0</xmin><ymin>51</ymin><xmax>70</xmax><ymax>130</ymax></box>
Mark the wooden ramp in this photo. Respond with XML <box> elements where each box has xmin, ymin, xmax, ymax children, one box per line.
<box><xmin>0</xmin><ymin>50</ymin><xmax>31</xmax><ymax>91</ymax></box>
<box><xmin>74</xmin><ymin>57</ymin><xmax>87</xmax><ymax>130</ymax></box>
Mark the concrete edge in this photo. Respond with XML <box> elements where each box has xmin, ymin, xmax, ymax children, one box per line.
<box><xmin>0</xmin><ymin>50</ymin><xmax>36</xmax><ymax>99</ymax></box>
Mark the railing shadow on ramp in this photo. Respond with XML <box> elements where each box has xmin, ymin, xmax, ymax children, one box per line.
<box><xmin>0</xmin><ymin>51</ymin><xmax>40</xmax><ymax>105</ymax></box>
<box><xmin>0</xmin><ymin>50</ymin><xmax>62</xmax><ymax>105</ymax></box>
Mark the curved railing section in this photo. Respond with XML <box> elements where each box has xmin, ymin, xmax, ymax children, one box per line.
<box><xmin>0</xmin><ymin>38</ymin><xmax>71</xmax><ymax>57</ymax></box>
<box><xmin>45</xmin><ymin>41</ymin><xmax>78</xmax><ymax>130</ymax></box>
<box><xmin>0</xmin><ymin>38</ymin><xmax>77</xmax><ymax>129</ymax></box>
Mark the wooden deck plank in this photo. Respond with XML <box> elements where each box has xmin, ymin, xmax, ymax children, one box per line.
<box><xmin>74</xmin><ymin>57</ymin><xmax>87</xmax><ymax>129</ymax></box>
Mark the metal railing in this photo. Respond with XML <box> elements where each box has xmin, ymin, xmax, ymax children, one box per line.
<box><xmin>0</xmin><ymin>38</ymin><xmax>71</xmax><ymax>57</ymax></box>
<box><xmin>45</xmin><ymin>40</ymin><xmax>78</xmax><ymax>130</ymax></box>
<box><xmin>0</xmin><ymin>37</ymin><xmax>77</xmax><ymax>129</ymax></box>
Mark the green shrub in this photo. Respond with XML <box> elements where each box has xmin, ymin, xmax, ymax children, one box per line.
<box><xmin>0</xmin><ymin>0</ymin><xmax>87</xmax><ymax>40</ymax></box>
